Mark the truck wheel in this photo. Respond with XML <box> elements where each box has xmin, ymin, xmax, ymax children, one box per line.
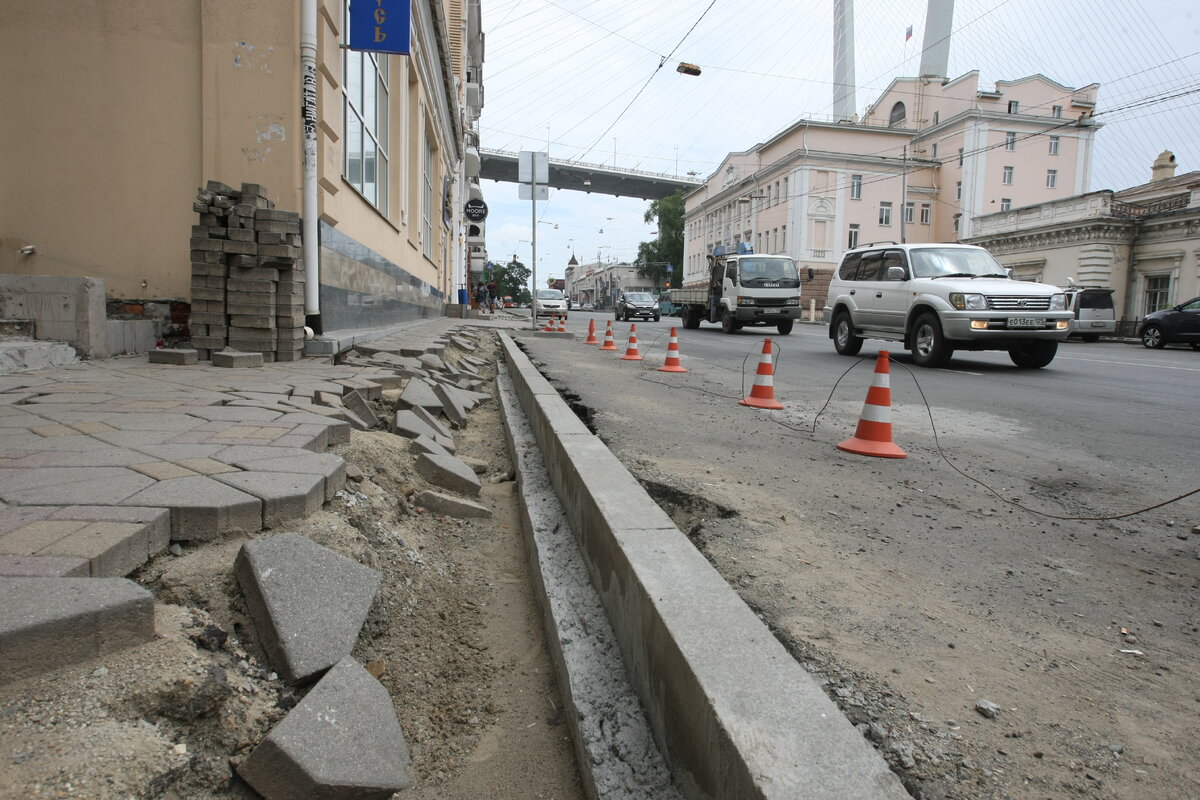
<box><xmin>833</xmin><ymin>311</ymin><xmax>863</xmax><ymax>355</ymax></box>
<box><xmin>682</xmin><ymin>307</ymin><xmax>701</xmax><ymax>330</ymax></box>
<box><xmin>1009</xmin><ymin>341</ymin><xmax>1058</xmax><ymax>368</ymax></box>
<box><xmin>720</xmin><ymin>309</ymin><xmax>739</xmax><ymax>334</ymax></box>
<box><xmin>911</xmin><ymin>313</ymin><xmax>953</xmax><ymax>367</ymax></box>
<box><xmin>776</xmin><ymin>319</ymin><xmax>794</xmax><ymax>336</ymax></box>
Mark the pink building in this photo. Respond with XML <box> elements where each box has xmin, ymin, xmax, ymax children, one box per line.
<box><xmin>682</xmin><ymin>72</ymin><xmax>1100</xmax><ymax>289</ymax></box>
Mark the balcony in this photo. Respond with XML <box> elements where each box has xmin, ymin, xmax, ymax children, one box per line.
<box><xmin>809</xmin><ymin>249</ymin><xmax>829</xmax><ymax>260</ymax></box>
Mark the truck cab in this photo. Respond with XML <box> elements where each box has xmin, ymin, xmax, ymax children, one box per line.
<box><xmin>674</xmin><ymin>244</ymin><xmax>804</xmax><ymax>335</ymax></box>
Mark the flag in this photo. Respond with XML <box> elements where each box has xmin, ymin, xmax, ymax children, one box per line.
<box><xmin>905</xmin><ymin>25</ymin><xmax>913</xmax><ymax>42</ymax></box>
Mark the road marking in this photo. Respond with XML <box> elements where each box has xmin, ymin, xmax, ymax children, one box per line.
<box><xmin>1057</xmin><ymin>354</ymin><xmax>1200</xmax><ymax>373</ymax></box>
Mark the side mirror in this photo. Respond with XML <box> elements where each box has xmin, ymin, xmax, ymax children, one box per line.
<box><xmin>886</xmin><ymin>266</ymin><xmax>905</xmax><ymax>281</ymax></box>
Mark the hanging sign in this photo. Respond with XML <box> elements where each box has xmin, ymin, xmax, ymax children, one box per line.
<box><xmin>349</xmin><ymin>0</ymin><xmax>411</xmax><ymax>55</ymax></box>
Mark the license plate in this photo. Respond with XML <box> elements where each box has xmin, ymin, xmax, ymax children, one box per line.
<box><xmin>762</xmin><ymin>308</ymin><xmax>780</xmax><ymax>314</ymax></box>
<box><xmin>1008</xmin><ymin>317</ymin><xmax>1045</xmax><ymax>329</ymax></box>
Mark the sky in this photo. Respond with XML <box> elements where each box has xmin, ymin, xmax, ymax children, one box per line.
<box><xmin>476</xmin><ymin>0</ymin><xmax>1200</xmax><ymax>288</ymax></box>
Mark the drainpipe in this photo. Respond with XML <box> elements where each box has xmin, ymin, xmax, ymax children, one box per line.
<box><xmin>301</xmin><ymin>0</ymin><xmax>320</xmax><ymax>326</ymax></box>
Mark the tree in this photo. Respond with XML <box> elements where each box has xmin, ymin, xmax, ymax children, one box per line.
<box><xmin>637</xmin><ymin>189</ymin><xmax>685</xmax><ymax>290</ymax></box>
<box><xmin>489</xmin><ymin>258</ymin><xmax>532</xmax><ymax>305</ymax></box>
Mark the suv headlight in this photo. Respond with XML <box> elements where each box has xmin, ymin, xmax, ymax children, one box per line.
<box><xmin>737</xmin><ymin>296</ymin><xmax>756</xmax><ymax>306</ymax></box>
<box><xmin>1048</xmin><ymin>293</ymin><xmax>1066</xmax><ymax>311</ymax></box>
<box><xmin>950</xmin><ymin>292</ymin><xmax>986</xmax><ymax>310</ymax></box>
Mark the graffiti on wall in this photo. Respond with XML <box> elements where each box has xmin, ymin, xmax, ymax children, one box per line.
<box><xmin>233</xmin><ymin>42</ymin><xmax>275</xmax><ymax>73</ymax></box>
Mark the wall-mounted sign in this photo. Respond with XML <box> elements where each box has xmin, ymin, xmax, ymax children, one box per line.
<box><xmin>349</xmin><ymin>0</ymin><xmax>411</xmax><ymax>55</ymax></box>
<box><xmin>464</xmin><ymin>198</ymin><xmax>488</xmax><ymax>222</ymax></box>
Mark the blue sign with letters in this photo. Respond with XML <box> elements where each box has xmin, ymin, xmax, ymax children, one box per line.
<box><xmin>349</xmin><ymin>0</ymin><xmax>411</xmax><ymax>55</ymax></box>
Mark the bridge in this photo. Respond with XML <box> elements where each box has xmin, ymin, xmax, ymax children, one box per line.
<box><xmin>479</xmin><ymin>148</ymin><xmax>701</xmax><ymax>200</ymax></box>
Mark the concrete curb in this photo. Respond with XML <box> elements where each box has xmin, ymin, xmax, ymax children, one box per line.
<box><xmin>498</xmin><ymin>332</ymin><xmax>908</xmax><ymax>800</ymax></box>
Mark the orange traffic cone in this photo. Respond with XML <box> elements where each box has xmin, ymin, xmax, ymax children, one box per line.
<box><xmin>583</xmin><ymin>319</ymin><xmax>599</xmax><ymax>345</ymax></box>
<box><xmin>556</xmin><ymin>314</ymin><xmax>567</xmax><ymax>333</ymax></box>
<box><xmin>620</xmin><ymin>324</ymin><xmax>644</xmax><ymax>361</ymax></box>
<box><xmin>542</xmin><ymin>314</ymin><xmax>556</xmax><ymax>332</ymax></box>
<box><xmin>657</xmin><ymin>327</ymin><xmax>687</xmax><ymax>373</ymax></box>
<box><xmin>837</xmin><ymin>351</ymin><xmax>907</xmax><ymax>459</ymax></box>
<box><xmin>598</xmin><ymin>320</ymin><xmax>618</xmax><ymax>351</ymax></box>
<box><xmin>739</xmin><ymin>338</ymin><xmax>784</xmax><ymax>409</ymax></box>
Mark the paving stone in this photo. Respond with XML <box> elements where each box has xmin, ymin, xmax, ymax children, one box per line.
<box><xmin>397</xmin><ymin>379</ymin><xmax>441</xmax><ymax>412</ymax></box>
<box><xmin>0</xmin><ymin>467</ymin><xmax>155</xmax><ymax>506</ymax></box>
<box><xmin>432</xmin><ymin>382</ymin><xmax>469</xmax><ymax>428</ymax></box>
<box><xmin>215</xmin><ymin>471</ymin><xmax>325</xmax><ymax>529</ymax></box>
<box><xmin>418</xmin><ymin>353</ymin><xmax>447</xmax><ymax>373</ymax></box>
<box><xmin>0</xmin><ymin>555</ymin><xmax>90</xmax><ymax>578</ymax></box>
<box><xmin>237</xmin><ymin>656</ymin><xmax>414</xmax><ymax>799</ymax></box>
<box><xmin>235</xmin><ymin>534</ymin><xmax>381</xmax><ymax>683</ymax></box>
<box><xmin>411</xmin><ymin>490</ymin><xmax>491</xmax><ymax>520</ymax></box>
<box><xmin>414</xmin><ymin>452</ymin><xmax>481</xmax><ymax>497</ymax></box>
<box><xmin>37</xmin><ymin>522</ymin><xmax>151</xmax><ymax>577</ymax></box>
<box><xmin>339</xmin><ymin>389</ymin><xmax>379</xmax><ymax>430</ymax></box>
<box><xmin>120</xmin><ymin>476</ymin><xmax>262</xmax><ymax>541</ymax></box>
<box><xmin>148</xmin><ymin>349</ymin><xmax>199</xmax><ymax>365</ymax></box>
<box><xmin>212</xmin><ymin>349</ymin><xmax>264</xmax><ymax>368</ymax></box>
<box><xmin>411</xmin><ymin>405</ymin><xmax>453</xmax><ymax>439</ymax></box>
<box><xmin>0</xmin><ymin>577</ymin><xmax>155</xmax><ymax>685</ymax></box>
<box><xmin>235</xmin><ymin>454</ymin><xmax>347</xmax><ymax>501</ymax></box>
<box><xmin>392</xmin><ymin>409</ymin><xmax>441</xmax><ymax>441</ymax></box>
<box><xmin>409</xmin><ymin>434</ymin><xmax>451</xmax><ymax>459</ymax></box>
<box><xmin>333</xmin><ymin>378</ymin><xmax>382</xmax><ymax>401</ymax></box>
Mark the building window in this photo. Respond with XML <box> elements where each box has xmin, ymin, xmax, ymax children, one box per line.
<box><xmin>1046</xmin><ymin>169</ymin><xmax>1057</xmax><ymax>188</ymax></box>
<box><xmin>422</xmin><ymin>135</ymin><xmax>434</xmax><ymax>259</ymax></box>
<box><xmin>933</xmin><ymin>111</ymin><xmax>940</xmax><ymax>124</ymax></box>
<box><xmin>1005</xmin><ymin>132</ymin><xmax>1017</xmax><ymax>151</ymax></box>
<box><xmin>931</xmin><ymin>143</ymin><xmax>938</xmax><ymax>159</ymax></box>
<box><xmin>958</xmin><ymin>148</ymin><xmax>964</xmax><ymax>167</ymax></box>
<box><xmin>772</xmin><ymin>228</ymin><xmax>778</xmax><ymax>252</ymax></box>
<box><xmin>850</xmin><ymin>174</ymin><xmax>862</xmax><ymax>200</ymax></box>
<box><xmin>781</xmin><ymin>225</ymin><xmax>787</xmax><ymax>250</ymax></box>
<box><xmin>848</xmin><ymin>224</ymin><xmax>860</xmax><ymax>249</ymax></box>
<box><xmin>1049</xmin><ymin>136</ymin><xmax>1060</xmax><ymax>155</ymax></box>
<box><xmin>956</xmin><ymin>181</ymin><xmax>962</xmax><ymax>200</ymax></box>
<box><xmin>953</xmin><ymin>213</ymin><xmax>961</xmax><ymax>234</ymax></box>
<box><xmin>774</xmin><ymin>181</ymin><xmax>781</xmax><ymax>205</ymax></box>
<box><xmin>1002</xmin><ymin>166</ymin><xmax>1014</xmax><ymax>185</ymax></box>
<box><xmin>343</xmin><ymin>19</ymin><xmax>391</xmax><ymax>212</ymax></box>
<box><xmin>889</xmin><ymin>101</ymin><xmax>907</xmax><ymax>126</ymax></box>
<box><xmin>1007</xmin><ymin>100</ymin><xmax>1020</xmax><ymax>114</ymax></box>
<box><xmin>904</xmin><ymin>201</ymin><xmax>915</xmax><ymax>223</ymax></box>
<box><xmin>920</xmin><ymin>203</ymin><xmax>931</xmax><ymax>224</ymax></box>
<box><xmin>1001</xmin><ymin>198</ymin><xmax>1012</xmax><ymax>211</ymax></box>
<box><xmin>1052</xmin><ymin>105</ymin><xmax>1063</xmax><ymax>118</ymax></box>
<box><xmin>879</xmin><ymin>202</ymin><xmax>892</xmax><ymax>226</ymax></box>
<box><xmin>1145</xmin><ymin>275</ymin><xmax>1171</xmax><ymax>314</ymax></box>
<box><xmin>783</xmin><ymin>177</ymin><xmax>788</xmax><ymax>203</ymax></box>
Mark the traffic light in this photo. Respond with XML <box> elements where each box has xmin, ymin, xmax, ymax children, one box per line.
<box><xmin>676</xmin><ymin>62</ymin><xmax>701</xmax><ymax>76</ymax></box>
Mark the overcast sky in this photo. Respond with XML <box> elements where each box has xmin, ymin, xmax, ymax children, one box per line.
<box><xmin>476</xmin><ymin>0</ymin><xmax>1200</xmax><ymax>287</ymax></box>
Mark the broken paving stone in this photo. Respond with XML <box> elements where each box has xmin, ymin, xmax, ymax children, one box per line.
<box><xmin>412</xmin><ymin>490</ymin><xmax>491</xmax><ymax>520</ymax></box>
<box><xmin>409</xmin><ymin>435</ymin><xmax>451</xmax><ymax>459</ymax></box>
<box><xmin>398</xmin><ymin>378</ymin><xmax>442</xmax><ymax>412</ymax></box>
<box><xmin>392</xmin><ymin>409</ymin><xmax>442</xmax><ymax>441</ymax></box>
<box><xmin>413</xmin><ymin>452</ymin><xmax>481</xmax><ymax>497</ymax></box>
<box><xmin>345</xmin><ymin>464</ymin><xmax>364</xmax><ymax>482</ymax></box>
<box><xmin>340</xmin><ymin>389</ymin><xmax>380</xmax><ymax>429</ymax></box>
<box><xmin>975</xmin><ymin>699</ymin><xmax>1001</xmax><ymax>719</ymax></box>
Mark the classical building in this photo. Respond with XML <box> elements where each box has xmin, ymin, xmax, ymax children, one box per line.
<box><xmin>1</xmin><ymin>0</ymin><xmax>485</xmax><ymax>350</ymax></box>
<box><xmin>966</xmin><ymin>151</ymin><xmax>1200</xmax><ymax>325</ymax></box>
<box><xmin>565</xmin><ymin>256</ymin><xmax>649</xmax><ymax>310</ymax></box>
<box><xmin>682</xmin><ymin>72</ymin><xmax>1099</xmax><ymax>290</ymax></box>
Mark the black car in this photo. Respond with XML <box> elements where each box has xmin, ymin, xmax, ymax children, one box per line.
<box><xmin>616</xmin><ymin>291</ymin><xmax>660</xmax><ymax>322</ymax></box>
<box><xmin>1138</xmin><ymin>297</ymin><xmax>1200</xmax><ymax>349</ymax></box>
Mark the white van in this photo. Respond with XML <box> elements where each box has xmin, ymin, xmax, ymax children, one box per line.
<box><xmin>1063</xmin><ymin>287</ymin><xmax>1116</xmax><ymax>342</ymax></box>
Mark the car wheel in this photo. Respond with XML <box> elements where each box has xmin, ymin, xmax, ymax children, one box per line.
<box><xmin>833</xmin><ymin>311</ymin><xmax>863</xmax><ymax>356</ymax></box>
<box><xmin>1008</xmin><ymin>341</ymin><xmax>1058</xmax><ymax>368</ymax></box>
<box><xmin>654</xmin><ymin>313</ymin><xmax>661</xmax><ymax>322</ymax></box>
<box><xmin>1141</xmin><ymin>324</ymin><xmax>1166</xmax><ymax>349</ymax></box>
<box><xmin>911</xmin><ymin>313</ymin><xmax>953</xmax><ymax>367</ymax></box>
<box><xmin>720</xmin><ymin>308</ymin><xmax>738</xmax><ymax>334</ymax></box>
<box><xmin>1080</xmin><ymin>334</ymin><xmax>1099</xmax><ymax>343</ymax></box>
<box><xmin>776</xmin><ymin>319</ymin><xmax>794</xmax><ymax>336</ymax></box>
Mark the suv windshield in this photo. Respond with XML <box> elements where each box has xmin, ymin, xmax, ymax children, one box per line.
<box><xmin>738</xmin><ymin>257</ymin><xmax>800</xmax><ymax>287</ymax></box>
<box><xmin>624</xmin><ymin>293</ymin><xmax>654</xmax><ymax>303</ymax></box>
<box><xmin>909</xmin><ymin>248</ymin><xmax>1008</xmax><ymax>279</ymax></box>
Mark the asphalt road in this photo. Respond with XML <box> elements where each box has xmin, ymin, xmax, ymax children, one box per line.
<box><xmin>520</xmin><ymin>309</ymin><xmax>1200</xmax><ymax>798</ymax></box>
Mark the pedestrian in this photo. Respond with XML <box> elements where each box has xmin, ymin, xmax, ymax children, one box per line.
<box><xmin>474</xmin><ymin>284</ymin><xmax>486</xmax><ymax>311</ymax></box>
<box><xmin>487</xmin><ymin>281</ymin><xmax>498</xmax><ymax>314</ymax></box>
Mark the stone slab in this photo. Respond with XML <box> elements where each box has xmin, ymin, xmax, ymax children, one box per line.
<box><xmin>235</xmin><ymin>454</ymin><xmax>347</xmax><ymax>502</ymax></box>
<box><xmin>234</xmin><ymin>534</ymin><xmax>381</xmax><ymax>683</ymax></box>
<box><xmin>397</xmin><ymin>379</ymin><xmax>442</xmax><ymax>412</ymax></box>
<box><xmin>119</xmin><ymin>476</ymin><xmax>262</xmax><ymax>541</ymax></box>
<box><xmin>432</xmin><ymin>382</ymin><xmax>469</xmax><ymax>428</ymax></box>
<box><xmin>409</xmin><ymin>434</ymin><xmax>451</xmax><ymax>459</ymax></box>
<box><xmin>215</xmin><ymin>471</ymin><xmax>325</xmax><ymax>530</ymax></box>
<box><xmin>414</xmin><ymin>452</ymin><xmax>481</xmax><ymax>497</ymax></box>
<box><xmin>148</xmin><ymin>349</ymin><xmax>199</xmax><ymax>365</ymax></box>
<box><xmin>392</xmin><ymin>409</ymin><xmax>440</xmax><ymax>441</ymax></box>
<box><xmin>411</xmin><ymin>405</ymin><xmax>453</xmax><ymax>440</ymax></box>
<box><xmin>0</xmin><ymin>577</ymin><xmax>155</xmax><ymax>685</ymax></box>
<box><xmin>412</xmin><ymin>490</ymin><xmax>491</xmax><ymax>520</ymax></box>
<box><xmin>340</xmin><ymin>389</ymin><xmax>380</xmax><ymax>430</ymax></box>
<box><xmin>212</xmin><ymin>349</ymin><xmax>264</xmax><ymax>368</ymax></box>
<box><xmin>0</xmin><ymin>555</ymin><xmax>90</xmax><ymax>578</ymax></box>
<box><xmin>237</xmin><ymin>657</ymin><xmax>414</xmax><ymax>799</ymax></box>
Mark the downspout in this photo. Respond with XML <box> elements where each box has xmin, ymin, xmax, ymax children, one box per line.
<box><xmin>301</xmin><ymin>0</ymin><xmax>320</xmax><ymax>327</ymax></box>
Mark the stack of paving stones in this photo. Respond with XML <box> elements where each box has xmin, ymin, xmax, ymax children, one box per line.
<box><xmin>0</xmin><ymin>320</ymin><xmax>497</xmax><ymax>691</ymax></box>
<box><xmin>189</xmin><ymin>180</ymin><xmax>306</xmax><ymax>363</ymax></box>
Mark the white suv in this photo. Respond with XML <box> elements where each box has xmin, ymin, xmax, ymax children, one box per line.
<box><xmin>824</xmin><ymin>243</ymin><xmax>1072</xmax><ymax>368</ymax></box>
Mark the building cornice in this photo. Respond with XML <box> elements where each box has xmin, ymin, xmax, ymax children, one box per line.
<box><xmin>965</xmin><ymin>218</ymin><xmax>1136</xmax><ymax>254</ymax></box>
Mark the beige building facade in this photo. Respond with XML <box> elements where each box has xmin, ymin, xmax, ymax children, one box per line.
<box><xmin>1</xmin><ymin>0</ymin><xmax>484</xmax><ymax>339</ymax></box>
<box><xmin>966</xmin><ymin>153</ymin><xmax>1200</xmax><ymax>326</ymax></box>
<box><xmin>683</xmin><ymin>72</ymin><xmax>1099</xmax><ymax>289</ymax></box>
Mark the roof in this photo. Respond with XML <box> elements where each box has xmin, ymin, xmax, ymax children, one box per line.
<box><xmin>1115</xmin><ymin>170</ymin><xmax>1200</xmax><ymax>200</ymax></box>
